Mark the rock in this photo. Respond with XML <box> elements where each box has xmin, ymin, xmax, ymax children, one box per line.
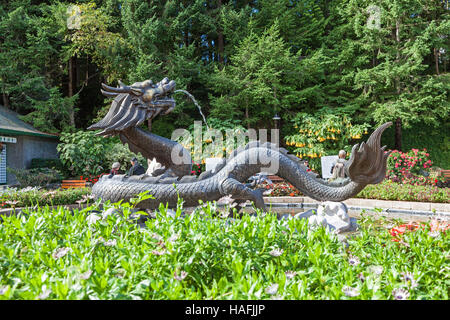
<box><xmin>294</xmin><ymin>209</ymin><xmax>316</xmax><ymax>220</ymax></box>
<box><xmin>294</xmin><ymin>202</ymin><xmax>356</xmax><ymax>234</ymax></box>
<box><xmin>146</xmin><ymin>158</ymin><xmax>164</xmax><ymax>175</ymax></box>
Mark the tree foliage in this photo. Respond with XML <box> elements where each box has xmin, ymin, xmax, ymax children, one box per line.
<box><xmin>0</xmin><ymin>0</ymin><xmax>448</xmax><ymax>167</ymax></box>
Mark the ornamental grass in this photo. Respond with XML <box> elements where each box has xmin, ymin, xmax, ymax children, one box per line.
<box><xmin>0</xmin><ymin>196</ymin><xmax>448</xmax><ymax>300</ymax></box>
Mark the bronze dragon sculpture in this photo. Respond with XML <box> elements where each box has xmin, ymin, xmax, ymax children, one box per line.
<box><xmin>88</xmin><ymin>78</ymin><xmax>391</xmax><ymax>210</ymax></box>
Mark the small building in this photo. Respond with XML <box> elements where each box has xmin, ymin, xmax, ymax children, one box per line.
<box><xmin>0</xmin><ymin>105</ymin><xmax>59</xmax><ymax>185</ymax></box>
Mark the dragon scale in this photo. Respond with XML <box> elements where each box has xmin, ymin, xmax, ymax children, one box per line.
<box><xmin>89</xmin><ymin>77</ymin><xmax>392</xmax><ymax>210</ymax></box>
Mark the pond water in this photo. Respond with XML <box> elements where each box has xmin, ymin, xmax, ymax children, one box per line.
<box><xmin>211</xmin><ymin>203</ymin><xmax>439</xmax><ymax>223</ymax></box>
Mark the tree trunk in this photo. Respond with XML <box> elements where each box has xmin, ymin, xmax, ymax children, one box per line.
<box><xmin>434</xmin><ymin>48</ymin><xmax>440</xmax><ymax>75</ymax></box>
<box><xmin>245</xmin><ymin>105</ymin><xmax>250</xmax><ymax>130</ymax></box>
<box><xmin>68</xmin><ymin>56</ymin><xmax>77</xmax><ymax>126</ymax></box>
<box><xmin>147</xmin><ymin>118</ymin><xmax>153</xmax><ymax>168</ymax></box>
<box><xmin>217</xmin><ymin>0</ymin><xmax>224</xmax><ymax>64</ymax></box>
<box><xmin>394</xmin><ymin>117</ymin><xmax>402</xmax><ymax>151</ymax></box>
<box><xmin>184</xmin><ymin>29</ymin><xmax>189</xmax><ymax>47</ymax></box>
<box><xmin>2</xmin><ymin>85</ymin><xmax>9</xmax><ymax>108</ymax></box>
<box><xmin>394</xmin><ymin>20</ymin><xmax>402</xmax><ymax>151</ymax></box>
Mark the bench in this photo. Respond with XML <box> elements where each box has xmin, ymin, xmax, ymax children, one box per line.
<box><xmin>442</xmin><ymin>170</ymin><xmax>450</xmax><ymax>180</ymax></box>
<box><xmin>61</xmin><ymin>180</ymin><xmax>87</xmax><ymax>189</ymax></box>
<box><xmin>268</xmin><ymin>175</ymin><xmax>284</xmax><ymax>183</ymax></box>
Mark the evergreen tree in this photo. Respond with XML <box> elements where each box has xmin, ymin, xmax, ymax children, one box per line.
<box><xmin>209</xmin><ymin>22</ymin><xmax>303</xmax><ymax>128</ymax></box>
<box><xmin>337</xmin><ymin>0</ymin><xmax>450</xmax><ymax>150</ymax></box>
<box><xmin>0</xmin><ymin>1</ymin><xmax>75</xmax><ymax>132</ymax></box>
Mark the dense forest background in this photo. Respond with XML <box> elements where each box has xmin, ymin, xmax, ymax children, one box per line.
<box><xmin>0</xmin><ymin>0</ymin><xmax>449</xmax><ymax>167</ymax></box>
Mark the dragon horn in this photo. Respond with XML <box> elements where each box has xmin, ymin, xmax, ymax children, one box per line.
<box><xmin>100</xmin><ymin>89</ymin><xmax>119</xmax><ymax>97</ymax></box>
<box><xmin>101</xmin><ymin>83</ymin><xmax>132</xmax><ymax>93</ymax></box>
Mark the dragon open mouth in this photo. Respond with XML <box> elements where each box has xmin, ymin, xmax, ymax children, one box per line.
<box><xmin>88</xmin><ymin>78</ymin><xmax>177</xmax><ymax>136</ymax></box>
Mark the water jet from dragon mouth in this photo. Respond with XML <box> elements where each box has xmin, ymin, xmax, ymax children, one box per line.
<box><xmin>174</xmin><ymin>89</ymin><xmax>209</xmax><ymax>130</ymax></box>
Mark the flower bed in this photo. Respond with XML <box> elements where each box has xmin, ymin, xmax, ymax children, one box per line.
<box><xmin>386</xmin><ymin>148</ymin><xmax>443</xmax><ymax>186</ymax></box>
<box><xmin>262</xmin><ymin>180</ymin><xmax>449</xmax><ymax>203</ymax></box>
<box><xmin>0</xmin><ymin>187</ymin><xmax>92</xmax><ymax>209</ymax></box>
<box><xmin>0</xmin><ymin>200</ymin><xmax>447</xmax><ymax>300</ymax></box>
<box><xmin>355</xmin><ymin>180</ymin><xmax>449</xmax><ymax>203</ymax></box>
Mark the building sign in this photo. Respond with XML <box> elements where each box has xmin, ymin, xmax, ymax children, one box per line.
<box><xmin>321</xmin><ymin>155</ymin><xmax>338</xmax><ymax>179</ymax></box>
<box><xmin>0</xmin><ymin>136</ymin><xmax>16</xmax><ymax>143</ymax></box>
<box><xmin>0</xmin><ymin>145</ymin><xmax>6</xmax><ymax>184</ymax></box>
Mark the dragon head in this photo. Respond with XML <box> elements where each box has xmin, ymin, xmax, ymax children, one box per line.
<box><xmin>88</xmin><ymin>77</ymin><xmax>176</xmax><ymax>136</ymax></box>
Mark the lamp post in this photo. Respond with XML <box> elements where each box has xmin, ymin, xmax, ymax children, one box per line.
<box><xmin>272</xmin><ymin>113</ymin><xmax>281</xmax><ymax>130</ymax></box>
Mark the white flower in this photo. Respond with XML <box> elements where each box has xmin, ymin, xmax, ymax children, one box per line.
<box><xmin>0</xmin><ymin>286</ymin><xmax>7</xmax><ymax>295</ymax></box>
<box><xmin>348</xmin><ymin>255</ymin><xmax>360</xmax><ymax>266</ymax></box>
<box><xmin>174</xmin><ymin>270</ymin><xmax>188</xmax><ymax>281</ymax></box>
<box><xmin>76</xmin><ymin>198</ymin><xmax>87</xmax><ymax>204</ymax></box>
<box><xmin>87</xmin><ymin>214</ymin><xmax>101</xmax><ymax>225</ymax></box>
<box><xmin>400</xmin><ymin>272</ymin><xmax>418</xmax><ymax>288</ymax></box>
<box><xmin>265</xmin><ymin>283</ymin><xmax>279</xmax><ymax>295</ymax></box>
<box><xmin>52</xmin><ymin>247</ymin><xmax>71</xmax><ymax>259</ymax></box>
<box><xmin>168</xmin><ymin>234</ymin><xmax>179</xmax><ymax>242</ymax></box>
<box><xmin>37</xmin><ymin>287</ymin><xmax>52</xmax><ymax>300</ymax></box>
<box><xmin>217</xmin><ymin>195</ymin><xmax>234</xmax><ymax>205</ymax></box>
<box><xmin>103</xmin><ymin>239</ymin><xmax>117</xmax><ymax>247</ymax></box>
<box><xmin>428</xmin><ymin>231</ymin><xmax>440</xmax><ymax>238</ymax></box>
<box><xmin>82</xmin><ymin>194</ymin><xmax>95</xmax><ymax>200</ymax></box>
<box><xmin>392</xmin><ymin>288</ymin><xmax>410</xmax><ymax>300</ymax></box>
<box><xmin>368</xmin><ymin>265</ymin><xmax>384</xmax><ymax>276</ymax></box>
<box><xmin>151</xmin><ymin>233</ymin><xmax>163</xmax><ymax>241</ymax></box>
<box><xmin>43</xmin><ymin>191</ymin><xmax>57</xmax><ymax>197</ymax></box>
<box><xmin>357</xmin><ymin>273</ymin><xmax>365</xmax><ymax>282</ymax></box>
<box><xmin>269</xmin><ymin>249</ymin><xmax>284</xmax><ymax>257</ymax></box>
<box><xmin>152</xmin><ymin>249</ymin><xmax>166</xmax><ymax>256</ymax></box>
<box><xmin>285</xmin><ymin>271</ymin><xmax>297</xmax><ymax>279</ymax></box>
<box><xmin>94</xmin><ymin>237</ymin><xmax>105</xmax><ymax>245</ymax></box>
<box><xmin>80</xmin><ymin>270</ymin><xmax>93</xmax><ymax>280</ymax></box>
<box><xmin>342</xmin><ymin>286</ymin><xmax>360</xmax><ymax>297</ymax></box>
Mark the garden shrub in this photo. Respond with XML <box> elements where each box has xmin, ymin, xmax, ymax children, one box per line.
<box><xmin>284</xmin><ymin>113</ymin><xmax>370</xmax><ymax>172</ymax></box>
<box><xmin>386</xmin><ymin>148</ymin><xmax>439</xmax><ymax>186</ymax></box>
<box><xmin>0</xmin><ymin>187</ymin><xmax>92</xmax><ymax>208</ymax></box>
<box><xmin>355</xmin><ymin>180</ymin><xmax>449</xmax><ymax>203</ymax></box>
<box><xmin>57</xmin><ymin>131</ymin><xmax>108</xmax><ymax>177</ymax></box>
<box><xmin>103</xmin><ymin>141</ymin><xmax>147</xmax><ymax>173</ymax></box>
<box><xmin>57</xmin><ymin>131</ymin><xmax>145</xmax><ymax>177</ymax></box>
<box><xmin>174</xmin><ymin>117</ymin><xmax>249</xmax><ymax>164</ymax></box>
<box><xmin>0</xmin><ymin>198</ymin><xmax>447</xmax><ymax>299</ymax></box>
<box><xmin>6</xmin><ymin>168</ymin><xmax>61</xmax><ymax>187</ymax></box>
<box><xmin>380</xmin><ymin>123</ymin><xmax>450</xmax><ymax>170</ymax></box>
<box><xmin>30</xmin><ymin>158</ymin><xmax>64</xmax><ymax>171</ymax></box>
<box><xmin>262</xmin><ymin>180</ymin><xmax>449</xmax><ymax>203</ymax></box>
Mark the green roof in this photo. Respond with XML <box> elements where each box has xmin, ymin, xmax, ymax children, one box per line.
<box><xmin>0</xmin><ymin>105</ymin><xmax>59</xmax><ymax>139</ymax></box>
